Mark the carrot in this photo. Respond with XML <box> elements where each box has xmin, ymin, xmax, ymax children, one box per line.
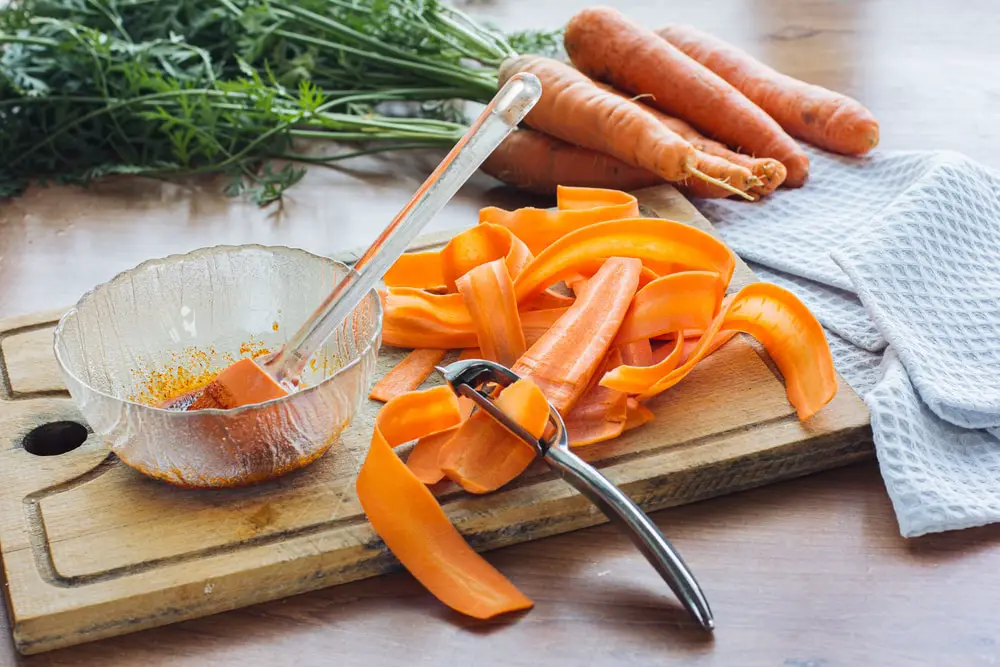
<box><xmin>406</xmin><ymin>425</ymin><xmax>458</xmax><ymax>485</ymax></box>
<box><xmin>650</xmin><ymin>110</ymin><xmax>788</xmax><ymax>195</ymax></box>
<box><xmin>481</xmin><ymin>128</ymin><xmax>663</xmax><ymax>195</ymax></box>
<box><xmin>656</xmin><ymin>23</ymin><xmax>879</xmax><ymax>156</ymax></box>
<box><xmin>497</xmin><ymin>54</ymin><xmax>753</xmax><ymax>199</ymax></box>
<box><xmin>438</xmin><ymin>377</ymin><xmax>550</xmax><ymax>494</ymax></box>
<box><xmin>382</xmin><ymin>287</ymin><xmax>567</xmax><ymax>349</ymax></box>
<box><xmin>480</xmin><ymin>185</ymin><xmax>641</xmax><ymax>255</ymax></box>
<box><xmin>384</xmin><ymin>223</ymin><xmax>531</xmax><ymax>293</ymax></box>
<box><xmin>383</xmin><ymin>251</ymin><xmax>446</xmax><ymax>291</ymax></box>
<box><xmin>619</xmin><ymin>339</ymin><xmax>653</xmax><ymax>367</ymax></box>
<box><xmin>521</xmin><ymin>289</ymin><xmax>575</xmax><ymax>311</ymax></box>
<box><xmin>512</xmin><ymin>218</ymin><xmax>736</xmax><ymax>306</ymax></box>
<box><xmin>356</xmin><ymin>385</ymin><xmax>532</xmax><ymax>619</ymax></box>
<box><xmin>458</xmin><ymin>348</ymin><xmax>481</xmax><ymax>361</ymax></box>
<box><xmin>440</xmin><ymin>257</ymin><xmax>642</xmax><ymax>493</ymax></box>
<box><xmin>368</xmin><ymin>348</ymin><xmax>447</xmax><ymax>403</ymax></box>
<box><xmin>564</xmin><ymin>6</ymin><xmax>810</xmax><ymax>187</ymax></box>
<box><xmin>520</xmin><ymin>307</ymin><xmax>570</xmax><ymax>347</ymax></box>
<box><xmin>680</xmin><ymin>330</ymin><xmax>737</xmax><ymax>364</ymax></box>
<box><xmin>455</xmin><ymin>259</ymin><xmax>526</xmax><ymax>367</ymax></box>
<box><xmin>439</xmin><ymin>223</ymin><xmax>533</xmax><ymax>292</ymax></box>
<box><xmin>624</xmin><ymin>397</ymin><xmax>654</xmax><ymax>431</ymax></box>
<box><xmin>614</xmin><ymin>271</ymin><xmax>723</xmax><ymax>345</ymax></box>
<box><xmin>566</xmin><ymin>384</ymin><xmax>628</xmax><ymax>447</ymax></box>
<box><xmin>601</xmin><ymin>283</ymin><xmax>837</xmax><ymax>419</ymax></box>
<box><xmin>513</xmin><ymin>257</ymin><xmax>642</xmax><ymax>414</ymax></box>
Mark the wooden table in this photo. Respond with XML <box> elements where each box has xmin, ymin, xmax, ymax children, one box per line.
<box><xmin>3</xmin><ymin>1</ymin><xmax>999</xmax><ymax>664</ymax></box>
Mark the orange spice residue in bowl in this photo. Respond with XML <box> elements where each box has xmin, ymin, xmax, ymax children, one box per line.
<box><xmin>128</xmin><ymin>339</ymin><xmax>272</xmax><ymax>408</ymax></box>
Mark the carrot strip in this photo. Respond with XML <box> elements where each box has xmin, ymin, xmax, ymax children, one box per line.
<box><xmin>439</xmin><ymin>379</ymin><xmax>550</xmax><ymax>494</ymax></box>
<box><xmin>440</xmin><ymin>224</ymin><xmax>533</xmax><ymax>292</ymax></box>
<box><xmin>520</xmin><ymin>307</ymin><xmax>570</xmax><ymax>347</ymax></box>
<box><xmin>381</xmin><ymin>289</ymin><xmax>477</xmax><ymax>349</ymax></box>
<box><xmin>522</xmin><ymin>288</ymin><xmax>575</xmax><ymax>311</ymax></box>
<box><xmin>382</xmin><ymin>290</ymin><xmax>566</xmax><ymax>350</ymax></box>
<box><xmin>615</xmin><ymin>271</ymin><xmax>723</xmax><ymax>345</ymax></box>
<box><xmin>681</xmin><ymin>330</ymin><xmax>737</xmax><ymax>363</ymax></box>
<box><xmin>624</xmin><ymin>397</ymin><xmax>655</xmax><ymax>431</ymax></box>
<box><xmin>406</xmin><ymin>425</ymin><xmax>459</xmax><ymax>485</ymax></box>
<box><xmin>514</xmin><ymin>257</ymin><xmax>642</xmax><ymax>414</ymax></box>
<box><xmin>440</xmin><ymin>257</ymin><xmax>641</xmax><ymax>494</ymax></box>
<box><xmin>368</xmin><ymin>349</ymin><xmax>448</xmax><ymax>403</ymax></box>
<box><xmin>601</xmin><ymin>283</ymin><xmax>837</xmax><ymax>419</ymax></box>
<box><xmin>456</xmin><ymin>259</ymin><xmax>526</xmax><ymax>367</ymax></box>
<box><xmin>619</xmin><ymin>339</ymin><xmax>653</xmax><ymax>367</ymax></box>
<box><xmin>356</xmin><ymin>386</ymin><xmax>532</xmax><ymax>619</ymax></box>
<box><xmin>512</xmin><ymin>218</ymin><xmax>736</xmax><ymax>305</ymax></box>
<box><xmin>653</xmin><ymin>332</ymin><xmax>685</xmax><ymax>374</ymax></box>
<box><xmin>458</xmin><ymin>348</ymin><xmax>481</xmax><ymax>361</ymax></box>
<box><xmin>480</xmin><ymin>185</ymin><xmax>640</xmax><ymax>254</ymax></box>
<box><xmin>565</xmin><ymin>351</ymin><xmax>629</xmax><ymax>448</ymax></box>
<box><xmin>383</xmin><ymin>251</ymin><xmax>447</xmax><ymax>291</ymax></box>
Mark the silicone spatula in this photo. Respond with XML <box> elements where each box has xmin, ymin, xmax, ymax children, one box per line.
<box><xmin>186</xmin><ymin>72</ymin><xmax>542</xmax><ymax>411</ymax></box>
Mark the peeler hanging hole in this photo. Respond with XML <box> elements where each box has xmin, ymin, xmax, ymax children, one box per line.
<box><xmin>22</xmin><ymin>421</ymin><xmax>88</xmax><ymax>456</ymax></box>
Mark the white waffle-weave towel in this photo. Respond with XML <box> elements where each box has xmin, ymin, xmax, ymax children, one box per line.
<box><xmin>693</xmin><ymin>147</ymin><xmax>1000</xmax><ymax>538</ymax></box>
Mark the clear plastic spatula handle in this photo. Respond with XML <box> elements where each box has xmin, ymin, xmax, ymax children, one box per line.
<box><xmin>263</xmin><ymin>72</ymin><xmax>543</xmax><ymax>386</ymax></box>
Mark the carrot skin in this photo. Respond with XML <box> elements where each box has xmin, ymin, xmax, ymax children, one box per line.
<box><xmin>564</xmin><ymin>6</ymin><xmax>810</xmax><ymax>187</ymax></box>
<box><xmin>656</xmin><ymin>23</ymin><xmax>879</xmax><ymax>156</ymax></box>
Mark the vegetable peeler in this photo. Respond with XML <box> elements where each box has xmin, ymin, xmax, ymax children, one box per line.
<box><xmin>436</xmin><ymin>358</ymin><xmax>715</xmax><ymax>631</ymax></box>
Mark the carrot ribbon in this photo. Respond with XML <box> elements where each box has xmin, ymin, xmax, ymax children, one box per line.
<box><xmin>356</xmin><ymin>385</ymin><xmax>533</xmax><ymax>619</ymax></box>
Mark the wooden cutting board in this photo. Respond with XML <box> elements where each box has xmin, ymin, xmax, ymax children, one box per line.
<box><xmin>0</xmin><ymin>185</ymin><xmax>872</xmax><ymax>655</ymax></box>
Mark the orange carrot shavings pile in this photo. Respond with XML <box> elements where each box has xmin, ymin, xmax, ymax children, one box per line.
<box><xmin>358</xmin><ymin>185</ymin><xmax>837</xmax><ymax>620</ymax></box>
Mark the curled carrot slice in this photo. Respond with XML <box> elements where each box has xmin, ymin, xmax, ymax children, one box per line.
<box><xmin>614</xmin><ymin>271</ymin><xmax>723</xmax><ymax>345</ymax></box>
<box><xmin>383</xmin><ymin>251</ymin><xmax>447</xmax><ymax>291</ymax></box>
<box><xmin>439</xmin><ymin>379</ymin><xmax>550</xmax><ymax>494</ymax></box>
<box><xmin>383</xmin><ymin>224</ymin><xmax>531</xmax><ymax>292</ymax></box>
<box><xmin>480</xmin><ymin>185</ymin><xmax>639</xmax><ymax>254</ymax></box>
<box><xmin>456</xmin><ymin>259</ymin><xmax>526</xmax><ymax>367</ymax></box>
<box><xmin>439</xmin><ymin>257</ymin><xmax>641</xmax><ymax>494</ymax></box>
<box><xmin>406</xmin><ymin>425</ymin><xmax>458</xmax><ymax>485</ymax></box>
<box><xmin>521</xmin><ymin>288</ymin><xmax>575</xmax><ymax>311</ymax></box>
<box><xmin>440</xmin><ymin>223</ymin><xmax>533</xmax><ymax>292</ymax></box>
<box><xmin>566</xmin><ymin>351</ymin><xmax>629</xmax><ymax>448</ymax></box>
<box><xmin>356</xmin><ymin>385</ymin><xmax>532</xmax><ymax>619</ymax></box>
<box><xmin>515</xmin><ymin>257</ymin><xmax>642</xmax><ymax>414</ymax></box>
<box><xmin>601</xmin><ymin>283</ymin><xmax>837</xmax><ymax>419</ymax></box>
<box><xmin>512</xmin><ymin>218</ymin><xmax>736</xmax><ymax>305</ymax></box>
<box><xmin>382</xmin><ymin>290</ymin><xmax>566</xmax><ymax>350</ymax></box>
<box><xmin>624</xmin><ymin>397</ymin><xmax>654</xmax><ymax>431</ymax></box>
<box><xmin>619</xmin><ymin>339</ymin><xmax>653</xmax><ymax>367</ymax></box>
<box><xmin>368</xmin><ymin>349</ymin><xmax>447</xmax><ymax>403</ymax></box>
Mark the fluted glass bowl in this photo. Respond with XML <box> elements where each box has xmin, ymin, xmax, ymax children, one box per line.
<box><xmin>53</xmin><ymin>244</ymin><xmax>382</xmax><ymax>488</ymax></box>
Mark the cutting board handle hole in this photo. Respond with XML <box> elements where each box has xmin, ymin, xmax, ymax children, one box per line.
<box><xmin>22</xmin><ymin>421</ymin><xmax>88</xmax><ymax>456</ymax></box>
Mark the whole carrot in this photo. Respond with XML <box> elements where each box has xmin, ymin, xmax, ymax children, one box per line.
<box><xmin>497</xmin><ymin>54</ymin><xmax>753</xmax><ymax>199</ymax></box>
<box><xmin>651</xmin><ymin>110</ymin><xmax>787</xmax><ymax>195</ymax></box>
<box><xmin>564</xmin><ymin>6</ymin><xmax>810</xmax><ymax>187</ymax></box>
<box><xmin>482</xmin><ymin>127</ymin><xmax>743</xmax><ymax>199</ymax></box>
<box><xmin>481</xmin><ymin>128</ymin><xmax>661</xmax><ymax>195</ymax></box>
<box><xmin>656</xmin><ymin>23</ymin><xmax>879</xmax><ymax>156</ymax></box>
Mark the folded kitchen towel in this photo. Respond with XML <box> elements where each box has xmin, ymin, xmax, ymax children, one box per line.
<box><xmin>693</xmin><ymin>146</ymin><xmax>1000</xmax><ymax>538</ymax></box>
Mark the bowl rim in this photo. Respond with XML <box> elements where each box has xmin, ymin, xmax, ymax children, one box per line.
<box><xmin>52</xmin><ymin>243</ymin><xmax>384</xmax><ymax>416</ymax></box>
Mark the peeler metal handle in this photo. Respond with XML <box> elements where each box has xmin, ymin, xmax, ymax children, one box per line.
<box><xmin>543</xmin><ymin>446</ymin><xmax>714</xmax><ymax>630</ymax></box>
<box><xmin>438</xmin><ymin>359</ymin><xmax>714</xmax><ymax>631</ymax></box>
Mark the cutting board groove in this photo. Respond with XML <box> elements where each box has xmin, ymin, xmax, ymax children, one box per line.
<box><xmin>0</xmin><ymin>185</ymin><xmax>872</xmax><ymax>655</ymax></box>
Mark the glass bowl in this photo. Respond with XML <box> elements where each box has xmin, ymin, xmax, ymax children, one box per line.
<box><xmin>53</xmin><ymin>244</ymin><xmax>382</xmax><ymax>488</ymax></box>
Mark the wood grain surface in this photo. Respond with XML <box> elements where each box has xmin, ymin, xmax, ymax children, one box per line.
<box><xmin>2</xmin><ymin>0</ymin><xmax>999</xmax><ymax>665</ymax></box>
<box><xmin>0</xmin><ymin>186</ymin><xmax>870</xmax><ymax>655</ymax></box>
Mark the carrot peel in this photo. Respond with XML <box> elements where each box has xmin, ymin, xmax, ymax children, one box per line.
<box><xmin>368</xmin><ymin>348</ymin><xmax>447</xmax><ymax>403</ymax></box>
<box><xmin>456</xmin><ymin>259</ymin><xmax>526</xmax><ymax>367</ymax></box>
<box><xmin>356</xmin><ymin>386</ymin><xmax>532</xmax><ymax>619</ymax></box>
